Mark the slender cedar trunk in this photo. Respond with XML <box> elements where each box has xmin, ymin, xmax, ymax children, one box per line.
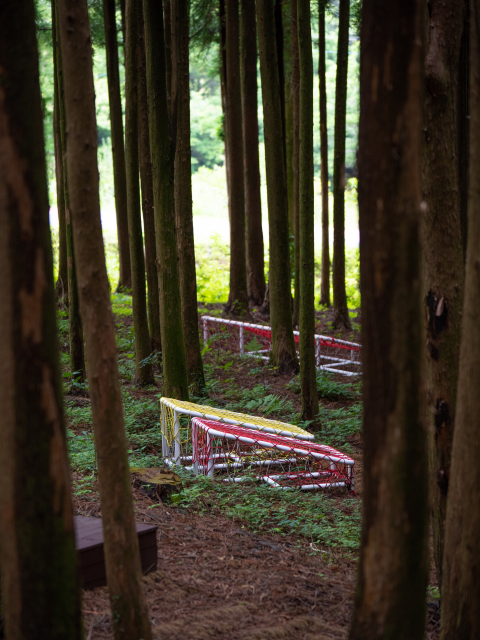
<box><xmin>257</xmin><ymin>0</ymin><xmax>299</xmax><ymax>374</ymax></box>
<box><xmin>275</xmin><ymin>0</ymin><xmax>287</xmax><ymax>176</ymax></box>
<box><xmin>241</xmin><ymin>0</ymin><xmax>266</xmax><ymax>306</ymax></box>
<box><xmin>138</xmin><ymin>4</ymin><xmax>161</xmax><ymax>353</ymax></box>
<box><xmin>57</xmin><ymin>2</ymin><xmax>153</xmax><ymax>638</ymax></box>
<box><xmin>332</xmin><ymin>0</ymin><xmax>351</xmax><ymax>330</ymax></box>
<box><xmin>0</xmin><ymin>3</ymin><xmax>83</xmax><ymax>638</ymax></box>
<box><xmin>298</xmin><ymin>0</ymin><xmax>319</xmax><ymax>421</ymax></box>
<box><xmin>54</xmin><ymin>0</ymin><xmax>86</xmax><ymax>384</ymax></box>
<box><xmin>421</xmin><ymin>0</ymin><xmax>465</xmax><ymax>592</ymax></box>
<box><xmin>219</xmin><ymin>0</ymin><xmax>231</xmax><ymax>213</ymax></box>
<box><xmin>143</xmin><ymin>0</ymin><xmax>189</xmax><ymax>400</ymax></box>
<box><xmin>53</xmin><ymin>72</ymin><xmax>68</xmax><ymax>305</ymax></box>
<box><xmin>349</xmin><ymin>2</ymin><xmax>428</xmax><ymax>638</ymax></box>
<box><xmin>103</xmin><ymin>0</ymin><xmax>132</xmax><ymax>291</ymax></box>
<box><xmin>283</xmin><ymin>1</ymin><xmax>294</xmax><ymax>236</ymax></box>
<box><xmin>173</xmin><ymin>0</ymin><xmax>206</xmax><ymax>396</ymax></box>
<box><xmin>125</xmin><ymin>0</ymin><xmax>154</xmax><ymax>385</ymax></box>
<box><xmin>291</xmin><ymin>0</ymin><xmax>300</xmax><ymax>328</ymax></box>
<box><xmin>319</xmin><ymin>2</ymin><xmax>330</xmax><ymax>307</ymax></box>
<box><xmin>164</xmin><ymin>0</ymin><xmax>172</xmax><ymax>110</ymax></box>
<box><xmin>119</xmin><ymin>0</ymin><xmax>126</xmax><ymax>47</ymax></box>
<box><xmin>458</xmin><ymin>4</ymin><xmax>469</xmax><ymax>259</ymax></box>
<box><xmin>441</xmin><ymin>10</ymin><xmax>480</xmax><ymax>635</ymax></box>
<box><xmin>52</xmin><ymin>17</ymin><xmax>68</xmax><ymax>305</ymax></box>
<box><xmin>225</xmin><ymin>0</ymin><xmax>250</xmax><ymax>317</ymax></box>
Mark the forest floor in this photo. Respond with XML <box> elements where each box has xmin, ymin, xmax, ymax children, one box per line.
<box><xmin>61</xmin><ymin>298</ymin><xmax>440</xmax><ymax>639</ymax></box>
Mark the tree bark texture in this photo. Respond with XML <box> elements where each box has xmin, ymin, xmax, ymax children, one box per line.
<box><xmin>0</xmin><ymin>1</ymin><xmax>83</xmax><ymax>637</ymax></box>
<box><xmin>283</xmin><ymin>1</ymin><xmax>294</xmax><ymax>236</ymax></box>
<box><xmin>137</xmin><ymin>2</ymin><xmax>161</xmax><ymax>353</ymax></box>
<box><xmin>257</xmin><ymin>0</ymin><xmax>299</xmax><ymax>374</ymax></box>
<box><xmin>173</xmin><ymin>0</ymin><xmax>207</xmax><ymax>397</ymax></box>
<box><xmin>125</xmin><ymin>0</ymin><xmax>154</xmax><ymax>385</ymax></box>
<box><xmin>275</xmin><ymin>0</ymin><xmax>287</xmax><ymax>177</ymax></box>
<box><xmin>54</xmin><ymin>0</ymin><xmax>86</xmax><ymax>384</ymax></box>
<box><xmin>241</xmin><ymin>0</ymin><xmax>266</xmax><ymax>307</ymax></box>
<box><xmin>319</xmin><ymin>2</ymin><xmax>330</xmax><ymax>307</ymax></box>
<box><xmin>349</xmin><ymin>2</ymin><xmax>428</xmax><ymax>639</ymax></box>
<box><xmin>219</xmin><ymin>0</ymin><xmax>231</xmax><ymax>218</ymax></box>
<box><xmin>143</xmin><ymin>0</ymin><xmax>189</xmax><ymax>400</ymax></box>
<box><xmin>57</xmin><ymin>2</ymin><xmax>153</xmax><ymax>638</ymax></box>
<box><xmin>422</xmin><ymin>0</ymin><xmax>466</xmax><ymax>592</ymax></box>
<box><xmin>440</xmin><ymin>6</ymin><xmax>480</xmax><ymax>637</ymax></box>
<box><xmin>291</xmin><ymin>0</ymin><xmax>300</xmax><ymax>328</ymax></box>
<box><xmin>103</xmin><ymin>0</ymin><xmax>132</xmax><ymax>291</ymax></box>
<box><xmin>225</xmin><ymin>0</ymin><xmax>249</xmax><ymax>317</ymax></box>
<box><xmin>52</xmin><ymin>28</ymin><xmax>68</xmax><ymax>305</ymax></box>
<box><xmin>297</xmin><ymin>0</ymin><xmax>319</xmax><ymax>421</ymax></box>
<box><xmin>332</xmin><ymin>0</ymin><xmax>351</xmax><ymax>329</ymax></box>
<box><xmin>164</xmin><ymin>0</ymin><xmax>173</xmax><ymax>111</ymax></box>
<box><xmin>458</xmin><ymin>3</ymin><xmax>470</xmax><ymax>259</ymax></box>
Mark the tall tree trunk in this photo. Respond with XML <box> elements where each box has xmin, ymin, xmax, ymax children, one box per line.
<box><xmin>173</xmin><ymin>0</ymin><xmax>207</xmax><ymax>396</ymax></box>
<box><xmin>332</xmin><ymin>0</ymin><xmax>351</xmax><ymax>330</ymax></box>
<box><xmin>319</xmin><ymin>1</ymin><xmax>330</xmax><ymax>307</ymax></box>
<box><xmin>422</xmin><ymin>0</ymin><xmax>466</xmax><ymax>592</ymax></box>
<box><xmin>103</xmin><ymin>0</ymin><xmax>132</xmax><ymax>291</ymax></box>
<box><xmin>119</xmin><ymin>0</ymin><xmax>126</xmax><ymax>48</ymax></box>
<box><xmin>283</xmin><ymin>1</ymin><xmax>294</xmax><ymax>236</ymax></box>
<box><xmin>349</xmin><ymin>2</ymin><xmax>428</xmax><ymax>638</ymax></box>
<box><xmin>257</xmin><ymin>0</ymin><xmax>299</xmax><ymax>374</ymax></box>
<box><xmin>57</xmin><ymin>2</ymin><xmax>153</xmax><ymax>638</ymax></box>
<box><xmin>291</xmin><ymin>0</ymin><xmax>300</xmax><ymax>328</ymax></box>
<box><xmin>53</xmin><ymin>30</ymin><xmax>68</xmax><ymax>305</ymax></box>
<box><xmin>224</xmin><ymin>0</ymin><xmax>250</xmax><ymax>317</ymax></box>
<box><xmin>54</xmin><ymin>0</ymin><xmax>86</xmax><ymax>385</ymax></box>
<box><xmin>219</xmin><ymin>0</ymin><xmax>231</xmax><ymax>218</ymax></box>
<box><xmin>143</xmin><ymin>0</ymin><xmax>189</xmax><ymax>400</ymax></box>
<box><xmin>440</xmin><ymin>9</ymin><xmax>480</xmax><ymax>635</ymax></box>
<box><xmin>164</xmin><ymin>0</ymin><xmax>172</xmax><ymax>110</ymax></box>
<box><xmin>125</xmin><ymin>0</ymin><xmax>154</xmax><ymax>385</ymax></box>
<box><xmin>275</xmin><ymin>0</ymin><xmax>287</xmax><ymax>176</ymax></box>
<box><xmin>298</xmin><ymin>0</ymin><xmax>319</xmax><ymax>421</ymax></box>
<box><xmin>0</xmin><ymin>2</ymin><xmax>83</xmax><ymax>637</ymax></box>
<box><xmin>458</xmin><ymin>3</ymin><xmax>469</xmax><ymax>259</ymax></box>
<box><xmin>138</xmin><ymin>2</ymin><xmax>161</xmax><ymax>353</ymax></box>
<box><xmin>241</xmin><ymin>0</ymin><xmax>266</xmax><ymax>307</ymax></box>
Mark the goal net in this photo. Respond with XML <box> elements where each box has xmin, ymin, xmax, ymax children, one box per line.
<box><xmin>191</xmin><ymin>417</ymin><xmax>355</xmax><ymax>493</ymax></box>
<box><xmin>201</xmin><ymin>315</ymin><xmax>361</xmax><ymax>377</ymax></box>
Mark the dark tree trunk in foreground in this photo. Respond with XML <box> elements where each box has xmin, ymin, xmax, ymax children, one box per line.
<box><xmin>103</xmin><ymin>0</ymin><xmax>132</xmax><ymax>291</ymax></box>
<box><xmin>283</xmin><ymin>1</ymin><xmax>294</xmax><ymax>236</ymax></box>
<box><xmin>291</xmin><ymin>0</ymin><xmax>300</xmax><ymax>328</ymax></box>
<box><xmin>241</xmin><ymin>0</ymin><xmax>266</xmax><ymax>307</ymax></box>
<box><xmin>173</xmin><ymin>0</ymin><xmax>206</xmax><ymax>396</ymax></box>
<box><xmin>257</xmin><ymin>0</ymin><xmax>298</xmax><ymax>374</ymax></box>
<box><xmin>125</xmin><ymin>0</ymin><xmax>154</xmax><ymax>385</ymax></box>
<box><xmin>164</xmin><ymin>0</ymin><xmax>172</xmax><ymax>109</ymax></box>
<box><xmin>225</xmin><ymin>0</ymin><xmax>250</xmax><ymax>317</ymax></box>
<box><xmin>54</xmin><ymin>0</ymin><xmax>86</xmax><ymax>384</ymax></box>
<box><xmin>143</xmin><ymin>0</ymin><xmax>189</xmax><ymax>400</ymax></box>
<box><xmin>319</xmin><ymin>2</ymin><xmax>330</xmax><ymax>307</ymax></box>
<box><xmin>332</xmin><ymin>0</ymin><xmax>351</xmax><ymax>329</ymax></box>
<box><xmin>57</xmin><ymin>2</ymin><xmax>153</xmax><ymax>638</ymax></box>
<box><xmin>275</xmin><ymin>0</ymin><xmax>286</xmax><ymax>175</ymax></box>
<box><xmin>298</xmin><ymin>0</ymin><xmax>319</xmax><ymax>421</ymax></box>
<box><xmin>52</xmin><ymin>18</ymin><xmax>68</xmax><ymax>305</ymax></box>
<box><xmin>440</xmin><ymin>7</ymin><xmax>480</xmax><ymax>637</ymax></box>
<box><xmin>458</xmin><ymin>6</ymin><xmax>469</xmax><ymax>258</ymax></box>
<box><xmin>138</xmin><ymin>3</ymin><xmax>161</xmax><ymax>353</ymax></box>
<box><xmin>422</xmin><ymin>0</ymin><xmax>465</xmax><ymax>591</ymax></box>
<box><xmin>0</xmin><ymin>1</ymin><xmax>83</xmax><ymax>636</ymax></box>
<box><xmin>349</xmin><ymin>2</ymin><xmax>428</xmax><ymax>639</ymax></box>
<box><xmin>219</xmin><ymin>0</ymin><xmax>231</xmax><ymax>216</ymax></box>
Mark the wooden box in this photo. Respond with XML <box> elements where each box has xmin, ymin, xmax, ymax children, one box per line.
<box><xmin>74</xmin><ymin>515</ymin><xmax>157</xmax><ymax>589</ymax></box>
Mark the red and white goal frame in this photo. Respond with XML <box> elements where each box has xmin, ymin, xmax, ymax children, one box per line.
<box><xmin>201</xmin><ymin>315</ymin><xmax>361</xmax><ymax>377</ymax></box>
<box><xmin>191</xmin><ymin>417</ymin><xmax>355</xmax><ymax>493</ymax></box>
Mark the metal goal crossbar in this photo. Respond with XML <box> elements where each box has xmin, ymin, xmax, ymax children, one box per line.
<box><xmin>160</xmin><ymin>397</ymin><xmax>313</xmax><ymax>469</ymax></box>
<box><xmin>191</xmin><ymin>417</ymin><xmax>355</xmax><ymax>492</ymax></box>
<box><xmin>201</xmin><ymin>315</ymin><xmax>361</xmax><ymax>377</ymax></box>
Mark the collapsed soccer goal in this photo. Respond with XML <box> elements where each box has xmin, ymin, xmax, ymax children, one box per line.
<box><xmin>191</xmin><ymin>417</ymin><xmax>355</xmax><ymax>493</ymax></box>
<box><xmin>201</xmin><ymin>315</ymin><xmax>361</xmax><ymax>377</ymax></box>
<box><xmin>160</xmin><ymin>397</ymin><xmax>313</xmax><ymax>469</ymax></box>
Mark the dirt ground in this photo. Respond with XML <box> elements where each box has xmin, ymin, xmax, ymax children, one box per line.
<box><xmin>72</xmin><ymin>304</ymin><xmax>440</xmax><ymax>639</ymax></box>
